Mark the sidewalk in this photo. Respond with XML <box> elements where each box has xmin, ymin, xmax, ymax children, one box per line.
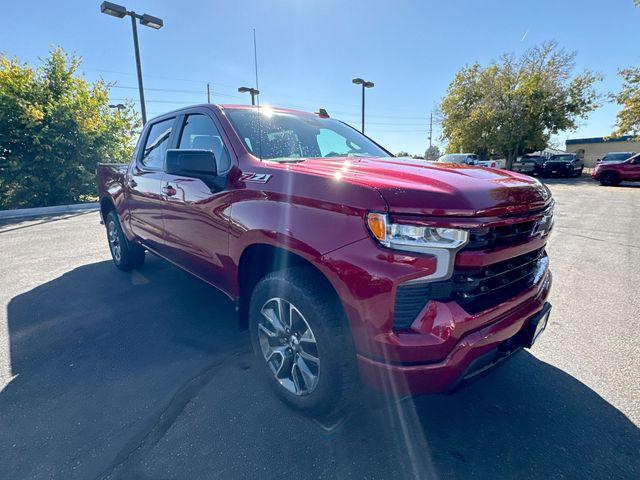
<box><xmin>0</xmin><ymin>203</ymin><xmax>99</xmax><ymax>220</ymax></box>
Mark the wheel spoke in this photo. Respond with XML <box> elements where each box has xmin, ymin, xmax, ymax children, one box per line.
<box><xmin>257</xmin><ymin>323</ymin><xmax>282</xmax><ymax>347</ymax></box>
<box><xmin>291</xmin><ymin>363</ymin><xmax>303</xmax><ymax>394</ymax></box>
<box><xmin>280</xmin><ymin>298</ymin><xmax>293</xmax><ymax>329</ymax></box>
<box><xmin>296</xmin><ymin>355</ymin><xmax>317</xmax><ymax>391</ymax></box>
<box><xmin>299</xmin><ymin>327</ymin><xmax>316</xmax><ymax>344</ymax></box>
<box><xmin>298</xmin><ymin>348</ymin><xmax>319</xmax><ymax>366</ymax></box>
<box><xmin>260</xmin><ymin>304</ymin><xmax>286</xmax><ymax>336</ymax></box>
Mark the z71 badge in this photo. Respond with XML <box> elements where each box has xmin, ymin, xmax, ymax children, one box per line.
<box><xmin>239</xmin><ymin>172</ymin><xmax>272</xmax><ymax>184</ymax></box>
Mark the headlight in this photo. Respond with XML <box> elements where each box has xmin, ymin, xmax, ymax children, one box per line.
<box><xmin>366</xmin><ymin>213</ymin><xmax>469</xmax><ymax>251</ymax></box>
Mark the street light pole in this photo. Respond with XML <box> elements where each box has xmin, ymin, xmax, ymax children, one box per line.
<box><xmin>100</xmin><ymin>2</ymin><xmax>164</xmax><ymax>125</ymax></box>
<box><xmin>129</xmin><ymin>14</ymin><xmax>147</xmax><ymax>124</ymax></box>
<box><xmin>238</xmin><ymin>87</ymin><xmax>260</xmax><ymax>105</ymax></box>
<box><xmin>361</xmin><ymin>82</ymin><xmax>365</xmax><ymax>133</ymax></box>
<box><xmin>352</xmin><ymin>78</ymin><xmax>374</xmax><ymax>134</ymax></box>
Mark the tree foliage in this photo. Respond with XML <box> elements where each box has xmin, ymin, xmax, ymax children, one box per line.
<box><xmin>424</xmin><ymin>145</ymin><xmax>441</xmax><ymax>160</ymax></box>
<box><xmin>611</xmin><ymin>67</ymin><xmax>640</xmax><ymax>138</ymax></box>
<box><xmin>439</xmin><ymin>42</ymin><xmax>601</xmax><ymax>169</ymax></box>
<box><xmin>0</xmin><ymin>47</ymin><xmax>139</xmax><ymax>209</ymax></box>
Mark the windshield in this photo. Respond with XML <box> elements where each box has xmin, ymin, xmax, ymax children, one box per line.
<box><xmin>438</xmin><ymin>154</ymin><xmax>476</xmax><ymax>164</ymax></box>
<box><xmin>602</xmin><ymin>152</ymin><xmax>633</xmax><ymax>162</ymax></box>
<box><xmin>226</xmin><ymin>109</ymin><xmax>390</xmax><ymax>161</ymax></box>
<box><xmin>550</xmin><ymin>154</ymin><xmax>575</xmax><ymax>162</ymax></box>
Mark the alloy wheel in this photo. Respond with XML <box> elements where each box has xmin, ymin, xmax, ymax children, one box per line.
<box><xmin>258</xmin><ymin>297</ymin><xmax>320</xmax><ymax>395</ymax></box>
<box><xmin>107</xmin><ymin>220</ymin><xmax>122</xmax><ymax>263</ymax></box>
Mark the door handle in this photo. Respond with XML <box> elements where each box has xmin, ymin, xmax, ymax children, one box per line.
<box><xmin>128</xmin><ymin>179</ymin><xmax>138</xmax><ymax>188</ymax></box>
<box><xmin>162</xmin><ymin>184</ymin><xmax>177</xmax><ymax>197</ymax></box>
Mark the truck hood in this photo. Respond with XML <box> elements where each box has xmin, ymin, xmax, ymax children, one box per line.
<box><xmin>283</xmin><ymin>157</ymin><xmax>552</xmax><ymax>216</ymax></box>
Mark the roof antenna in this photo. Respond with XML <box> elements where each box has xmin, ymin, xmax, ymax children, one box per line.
<box><xmin>253</xmin><ymin>28</ymin><xmax>263</xmax><ymax>161</ymax></box>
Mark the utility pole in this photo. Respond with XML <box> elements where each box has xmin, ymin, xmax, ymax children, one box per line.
<box><xmin>428</xmin><ymin>112</ymin><xmax>433</xmax><ymax>149</ymax></box>
<box><xmin>207</xmin><ymin>83</ymin><xmax>211</xmax><ymax>103</ymax></box>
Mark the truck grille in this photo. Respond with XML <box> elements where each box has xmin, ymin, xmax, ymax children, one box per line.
<box><xmin>543</xmin><ymin>162</ymin><xmax>571</xmax><ymax>171</ymax></box>
<box><xmin>393</xmin><ymin>248</ymin><xmax>547</xmax><ymax>330</ymax></box>
<box><xmin>466</xmin><ymin>221</ymin><xmax>537</xmax><ymax>250</ymax></box>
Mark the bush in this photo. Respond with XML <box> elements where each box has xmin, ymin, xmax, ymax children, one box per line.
<box><xmin>0</xmin><ymin>47</ymin><xmax>140</xmax><ymax>209</ymax></box>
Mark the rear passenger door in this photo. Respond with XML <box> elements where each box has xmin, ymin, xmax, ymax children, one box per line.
<box><xmin>127</xmin><ymin>116</ymin><xmax>176</xmax><ymax>252</ymax></box>
<box><xmin>161</xmin><ymin>109</ymin><xmax>235</xmax><ymax>289</ymax></box>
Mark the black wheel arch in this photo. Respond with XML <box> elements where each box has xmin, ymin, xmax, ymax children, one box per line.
<box><xmin>237</xmin><ymin>244</ymin><xmax>346</xmax><ymax>332</ymax></box>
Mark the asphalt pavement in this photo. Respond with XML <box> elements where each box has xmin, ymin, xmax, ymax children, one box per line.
<box><xmin>1</xmin><ymin>176</ymin><xmax>639</xmax><ymax>479</ymax></box>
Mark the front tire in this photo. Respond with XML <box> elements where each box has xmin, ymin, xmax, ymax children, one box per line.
<box><xmin>105</xmin><ymin>210</ymin><xmax>145</xmax><ymax>271</ymax></box>
<box><xmin>249</xmin><ymin>267</ymin><xmax>356</xmax><ymax>417</ymax></box>
<box><xmin>600</xmin><ymin>171</ymin><xmax>620</xmax><ymax>186</ymax></box>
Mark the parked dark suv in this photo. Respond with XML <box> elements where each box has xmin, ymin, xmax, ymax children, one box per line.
<box><xmin>541</xmin><ymin>153</ymin><xmax>584</xmax><ymax>177</ymax></box>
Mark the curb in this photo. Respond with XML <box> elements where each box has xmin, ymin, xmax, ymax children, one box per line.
<box><xmin>0</xmin><ymin>203</ymin><xmax>99</xmax><ymax>220</ymax></box>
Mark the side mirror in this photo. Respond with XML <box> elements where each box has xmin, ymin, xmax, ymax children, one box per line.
<box><xmin>165</xmin><ymin>149</ymin><xmax>217</xmax><ymax>178</ymax></box>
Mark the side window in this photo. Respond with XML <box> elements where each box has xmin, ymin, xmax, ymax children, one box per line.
<box><xmin>178</xmin><ymin>114</ymin><xmax>231</xmax><ymax>172</ymax></box>
<box><xmin>316</xmin><ymin>128</ymin><xmax>350</xmax><ymax>157</ymax></box>
<box><xmin>141</xmin><ymin>118</ymin><xmax>174</xmax><ymax>169</ymax></box>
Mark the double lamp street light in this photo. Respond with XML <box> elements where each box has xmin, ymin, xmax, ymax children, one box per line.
<box><xmin>100</xmin><ymin>1</ymin><xmax>164</xmax><ymax>125</ymax></box>
<box><xmin>352</xmin><ymin>77</ymin><xmax>374</xmax><ymax>134</ymax></box>
<box><xmin>238</xmin><ymin>86</ymin><xmax>260</xmax><ymax>106</ymax></box>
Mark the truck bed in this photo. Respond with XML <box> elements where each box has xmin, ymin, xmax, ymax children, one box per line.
<box><xmin>96</xmin><ymin>163</ymin><xmax>128</xmax><ymax>203</ymax></box>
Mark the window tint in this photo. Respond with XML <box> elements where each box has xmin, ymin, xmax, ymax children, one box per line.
<box><xmin>178</xmin><ymin>114</ymin><xmax>231</xmax><ymax>171</ymax></box>
<box><xmin>141</xmin><ymin>118</ymin><xmax>174</xmax><ymax>169</ymax></box>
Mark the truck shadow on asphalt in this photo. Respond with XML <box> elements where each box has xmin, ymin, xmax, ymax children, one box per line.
<box><xmin>2</xmin><ymin>255</ymin><xmax>639</xmax><ymax>479</ymax></box>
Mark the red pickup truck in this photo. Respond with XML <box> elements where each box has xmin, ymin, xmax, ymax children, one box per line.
<box><xmin>592</xmin><ymin>152</ymin><xmax>640</xmax><ymax>186</ymax></box>
<box><xmin>97</xmin><ymin>104</ymin><xmax>553</xmax><ymax>415</ymax></box>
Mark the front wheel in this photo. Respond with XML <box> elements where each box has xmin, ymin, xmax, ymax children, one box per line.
<box><xmin>599</xmin><ymin>171</ymin><xmax>620</xmax><ymax>186</ymax></box>
<box><xmin>105</xmin><ymin>210</ymin><xmax>145</xmax><ymax>270</ymax></box>
<box><xmin>249</xmin><ymin>267</ymin><xmax>357</xmax><ymax>417</ymax></box>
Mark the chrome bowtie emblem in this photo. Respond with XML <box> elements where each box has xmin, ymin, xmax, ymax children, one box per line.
<box><xmin>531</xmin><ymin>213</ymin><xmax>553</xmax><ymax>237</ymax></box>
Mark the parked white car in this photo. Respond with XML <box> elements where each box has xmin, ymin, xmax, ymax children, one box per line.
<box><xmin>437</xmin><ymin>154</ymin><xmax>505</xmax><ymax>169</ymax></box>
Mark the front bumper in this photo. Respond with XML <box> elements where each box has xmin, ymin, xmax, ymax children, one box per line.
<box><xmin>356</xmin><ymin>272</ymin><xmax>552</xmax><ymax>395</ymax></box>
<box><xmin>542</xmin><ymin>163</ymin><xmax>579</xmax><ymax>176</ymax></box>
<box><xmin>513</xmin><ymin>163</ymin><xmax>536</xmax><ymax>174</ymax></box>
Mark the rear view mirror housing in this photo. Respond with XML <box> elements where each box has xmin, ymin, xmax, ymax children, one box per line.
<box><xmin>165</xmin><ymin>149</ymin><xmax>217</xmax><ymax>178</ymax></box>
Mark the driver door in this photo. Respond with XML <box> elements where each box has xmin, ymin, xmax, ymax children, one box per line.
<box><xmin>161</xmin><ymin>110</ymin><xmax>235</xmax><ymax>288</ymax></box>
<box><xmin>619</xmin><ymin>155</ymin><xmax>640</xmax><ymax>180</ymax></box>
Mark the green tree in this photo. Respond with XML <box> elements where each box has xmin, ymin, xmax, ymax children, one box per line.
<box><xmin>439</xmin><ymin>42</ymin><xmax>600</xmax><ymax>169</ymax></box>
<box><xmin>396</xmin><ymin>151</ymin><xmax>411</xmax><ymax>157</ymax></box>
<box><xmin>611</xmin><ymin>68</ymin><xmax>640</xmax><ymax>138</ymax></box>
<box><xmin>0</xmin><ymin>47</ymin><xmax>139</xmax><ymax>209</ymax></box>
<box><xmin>424</xmin><ymin>145</ymin><xmax>441</xmax><ymax>160</ymax></box>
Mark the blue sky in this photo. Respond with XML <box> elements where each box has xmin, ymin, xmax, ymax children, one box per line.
<box><xmin>2</xmin><ymin>0</ymin><xmax>639</xmax><ymax>155</ymax></box>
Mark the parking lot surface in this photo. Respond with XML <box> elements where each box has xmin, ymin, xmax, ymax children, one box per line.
<box><xmin>1</xmin><ymin>176</ymin><xmax>639</xmax><ymax>479</ymax></box>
